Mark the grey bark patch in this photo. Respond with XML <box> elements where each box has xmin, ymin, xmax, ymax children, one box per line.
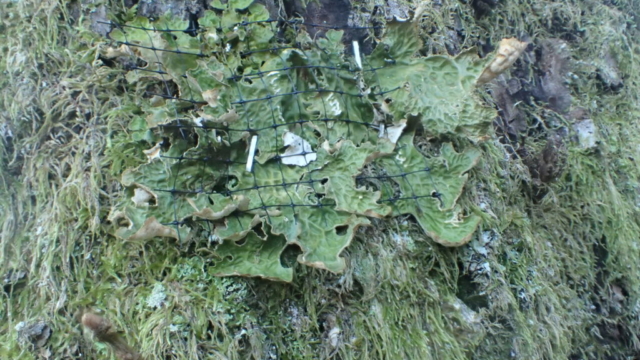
<box><xmin>90</xmin><ymin>6</ymin><xmax>111</xmax><ymax>37</ymax></box>
<box><xmin>522</xmin><ymin>132</ymin><xmax>567</xmax><ymax>186</ymax></box>
<box><xmin>537</xmin><ymin>133</ymin><xmax>567</xmax><ymax>183</ymax></box>
<box><xmin>533</xmin><ymin>39</ymin><xmax>573</xmax><ymax>114</ymax></box>
<box><xmin>596</xmin><ymin>49</ymin><xmax>623</xmax><ymax>91</ymax></box>
<box><xmin>442</xmin><ymin>297</ymin><xmax>486</xmax><ymax>348</ymax></box>
<box><xmin>15</xmin><ymin>321</ymin><xmax>51</xmax><ymax>348</ymax></box>
<box><xmin>284</xmin><ymin>0</ymin><xmax>378</xmax><ymax>54</ymax></box>
<box><xmin>286</xmin><ymin>0</ymin><xmax>351</xmax><ymax>38</ymax></box>
<box><xmin>137</xmin><ymin>0</ymin><xmax>209</xmax><ymax>20</ymax></box>
<box><xmin>573</xmin><ymin>118</ymin><xmax>598</xmax><ymax>150</ymax></box>
<box><xmin>385</xmin><ymin>0</ymin><xmax>411</xmax><ymax>21</ymax></box>
<box><xmin>470</xmin><ymin>0</ymin><xmax>499</xmax><ymax>18</ymax></box>
<box><xmin>491</xmin><ymin>76</ymin><xmax>527</xmax><ymax>144</ymax></box>
<box><xmin>3</xmin><ymin>269</ymin><xmax>27</xmax><ymax>294</ymax></box>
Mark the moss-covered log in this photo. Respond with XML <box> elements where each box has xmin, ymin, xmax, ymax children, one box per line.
<box><xmin>2</xmin><ymin>0</ymin><xmax>640</xmax><ymax>359</ymax></box>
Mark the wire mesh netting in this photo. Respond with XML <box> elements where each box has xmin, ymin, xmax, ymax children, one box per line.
<box><xmin>104</xmin><ymin>5</ymin><xmax>489</xmax><ymax>280</ymax></box>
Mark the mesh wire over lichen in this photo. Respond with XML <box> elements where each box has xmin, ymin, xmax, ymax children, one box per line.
<box><xmin>105</xmin><ymin>2</ymin><xmax>494</xmax><ymax>281</ymax></box>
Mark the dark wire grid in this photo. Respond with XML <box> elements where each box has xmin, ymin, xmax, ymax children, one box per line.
<box><xmin>109</xmin><ymin>17</ymin><xmax>443</xmax><ymax>236</ymax></box>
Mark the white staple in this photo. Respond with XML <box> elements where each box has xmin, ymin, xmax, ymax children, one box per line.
<box><xmin>246</xmin><ymin>135</ymin><xmax>258</xmax><ymax>172</ymax></box>
<box><xmin>353</xmin><ymin>41</ymin><xmax>362</xmax><ymax>70</ymax></box>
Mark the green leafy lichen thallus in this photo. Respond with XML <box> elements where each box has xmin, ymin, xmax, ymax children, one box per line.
<box><xmin>107</xmin><ymin>6</ymin><xmax>494</xmax><ymax>281</ymax></box>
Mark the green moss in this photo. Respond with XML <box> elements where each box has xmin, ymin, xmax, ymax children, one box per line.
<box><xmin>2</xmin><ymin>0</ymin><xmax>640</xmax><ymax>359</ymax></box>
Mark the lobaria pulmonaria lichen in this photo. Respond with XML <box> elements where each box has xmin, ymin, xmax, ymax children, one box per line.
<box><xmin>106</xmin><ymin>3</ymin><xmax>496</xmax><ymax>281</ymax></box>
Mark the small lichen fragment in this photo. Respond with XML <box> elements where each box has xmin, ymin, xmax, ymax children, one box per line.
<box><xmin>280</xmin><ymin>132</ymin><xmax>317</xmax><ymax>166</ymax></box>
<box><xmin>103</xmin><ymin>44</ymin><xmax>135</xmax><ymax>59</ymax></box>
<box><xmin>477</xmin><ymin>38</ymin><xmax>528</xmax><ymax>85</ymax></box>
<box><xmin>328</xmin><ymin>327</ymin><xmax>341</xmax><ymax>348</ymax></box>
<box><xmin>129</xmin><ymin>217</ymin><xmax>178</xmax><ymax>241</ymax></box>
<box><xmin>379</xmin><ymin>120</ymin><xmax>407</xmax><ymax>144</ymax></box>
<box><xmin>189</xmin><ymin>196</ymin><xmax>250</xmax><ymax>220</ymax></box>
<box><xmin>142</xmin><ymin>142</ymin><xmax>162</xmax><ymax>162</ymax></box>
<box><xmin>202</xmin><ymin>89</ymin><xmax>220</xmax><ymax>107</ymax></box>
<box><xmin>146</xmin><ymin>283</ymin><xmax>167</xmax><ymax>309</ymax></box>
<box><xmin>573</xmin><ymin>119</ymin><xmax>598</xmax><ymax>149</ymax></box>
<box><xmin>131</xmin><ymin>187</ymin><xmax>154</xmax><ymax>207</ymax></box>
